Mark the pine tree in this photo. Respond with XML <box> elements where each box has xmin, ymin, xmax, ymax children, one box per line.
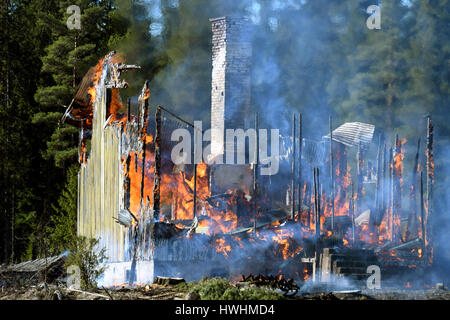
<box><xmin>406</xmin><ymin>0</ymin><xmax>450</xmax><ymax>254</ymax></box>
<box><xmin>336</xmin><ymin>1</ymin><xmax>412</xmax><ymax>134</ymax></box>
<box><xmin>48</xmin><ymin>163</ymin><xmax>79</xmax><ymax>253</ymax></box>
<box><xmin>34</xmin><ymin>0</ymin><xmax>123</xmax><ymax>168</ymax></box>
<box><xmin>0</xmin><ymin>0</ymin><xmax>61</xmax><ymax>262</ymax></box>
<box><xmin>326</xmin><ymin>0</ymin><xmax>373</xmax><ymax>125</ymax></box>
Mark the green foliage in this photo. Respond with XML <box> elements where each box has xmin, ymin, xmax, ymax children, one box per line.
<box><xmin>34</xmin><ymin>1</ymin><xmax>119</xmax><ymax>168</ymax></box>
<box><xmin>44</xmin><ymin>126</ymin><xmax>79</xmax><ymax>167</ymax></box>
<box><xmin>65</xmin><ymin>236</ymin><xmax>108</xmax><ymax>290</ymax></box>
<box><xmin>188</xmin><ymin>277</ymin><xmax>284</xmax><ymax>300</ymax></box>
<box><xmin>48</xmin><ymin>164</ymin><xmax>79</xmax><ymax>253</ymax></box>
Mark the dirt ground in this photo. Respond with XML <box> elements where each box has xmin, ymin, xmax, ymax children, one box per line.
<box><xmin>0</xmin><ymin>283</ymin><xmax>187</xmax><ymax>300</ymax></box>
<box><xmin>1</xmin><ymin>283</ymin><xmax>449</xmax><ymax>300</ymax></box>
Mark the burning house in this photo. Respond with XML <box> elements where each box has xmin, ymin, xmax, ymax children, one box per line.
<box><xmin>63</xmin><ymin>16</ymin><xmax>434</xmax><ymax>290</ymax></box>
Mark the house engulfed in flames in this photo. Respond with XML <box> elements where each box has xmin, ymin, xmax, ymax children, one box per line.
<box><xmin>63</xmin><ymin>17</ymin><xmax>434</xmax><ymax>288</ymax></box>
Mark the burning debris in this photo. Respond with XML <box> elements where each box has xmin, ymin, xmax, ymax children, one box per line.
<box><xmin>62</xmin><ymin>18</ymin><xmax>435</xmax><ymax>291</ymax></box>
<box><xmin>239</xmin><ymin>274</ymin><xmax>300</xmax><ymax>296</ymax></box>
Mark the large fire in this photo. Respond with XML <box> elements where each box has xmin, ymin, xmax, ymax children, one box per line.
<box><xmin>81</xmin><ymin>53</ymin><xmax>434</xmax><ymax>287</ymax></box>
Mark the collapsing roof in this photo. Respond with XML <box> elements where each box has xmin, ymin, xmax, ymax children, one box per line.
<box><xmin>61</xmin><ymin>51</ymin><xmax>140</xmax><ymax>130</ymax></box>
<box><xmin>324</xmin><ymin>122</ymin><xmax>375</xmax><ymax>148</ymax></box>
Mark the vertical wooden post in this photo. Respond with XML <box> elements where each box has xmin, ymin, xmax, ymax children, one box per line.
<box><xmin>420</xmin><ymin>171</ymin><xmax>426</xmax><ymax>256</ymax></box>
<box><xmin>291</xmin><ymin>113</ymin><xmax>296</xmax><ymax>220</ymax></box>
<box><xmin>426</xmin><ymin>116</ymin><xmax>433</xmax><ymax>260</ymax></box>
<box><xmin>125</xmin><ymin>156</ymin><xmax>131</xmax><ymax>210</ymax></box>
<box><xmin>313</xmin><ymin>167</ymin><xmax>321</xmax><ymax>281</ymax></box>
<box><xmin>140</xmin><ymin>91</ymin><xmax>149</xmax><ymax>209</ymax></box>
<box><xmin>297</xmin><ymin>113</ymin><xmax>303</xmax><ymax>219</ymax></box>
<box><xmin>381</xmin><ymin>144</ymin><xmax>387</xmax><ymax>226</ymax></box>
<box><xmin>313</xmin><ymin>168</ymin><xmax>318</xmax><ymax>235</ymax></box>
<box><xmin>314</xmin><ymin>168</ymin><xmax>321</xmax><ymax>238</ymax></box>
<box><xmin>192</xmin><ymin>122</ymin><xmax>199</xmax><ymax>220</ymax></box>
<box><xmin>350</xmin><ymin>182</ymin><xmax>355</xmax><ymax>245</ymax></box>
<box><xmin>152</xmin><ymin>106</ymin><xmax>162</xmax><ymax>221</ymax></box>
<box><xmin>329</xmin><ymin>115</ymin><xmax>335</xmax><ymax>232</ymax></box>
<box><xmin>420</xmin><ymin>171</ymin><xmax>425</xmax><ymax>239</ymax></box>
<box><xmin>389</xmin><ymin>147</ymin><xmax>394</xmax><ymax>241</ymax></box>
<box><xmin>407</xmin><ymin>139</ymin><xmax>421</xmax><ymax>239</ymax></box>
<box><xmin>356</xmin><ymin>143</ymin><xmax>364</xmax><ymax>217</ymax></box>
<box><xmin>253</xmin><ymin>112</ymin><xmax>259</xmax><ymax>234</ymax></box>
<box><xmin>127</xmin><ymin>98</ymin><xmax>131</xmax><ymax>123</ymax></box>
<box><xmin>307</xmin><ymin>182</ymin><xmax>312</xmax><ymax>229</ymax></box>
<box><xmin>140</xmin><ymin>140</ymin><xmax>147</xmax><ymax>207</ymax></box>
<box><xmin>373</xmin><ymin>135</ymin><xmax>382</xmax><ymax>231</ymax></box>
<box><xmin>135</xmin><ymin>151</ymin><xmax>138</xmax><ymax>173</ymax></box>
<box><xmin>392</xmin><ymin>134</ymin><xmax>402</xmax><ymax>244</ymax></box>
<box><xmin>193</xmin><ymin>164</ymin><xmax>198</xmax><ymax>219</ymax></box>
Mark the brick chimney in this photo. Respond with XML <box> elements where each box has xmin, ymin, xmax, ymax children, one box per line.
<box><xmin>210</xmin><ymin>16</ymin><xmax>253</xmax><ymax>161</ymax></box>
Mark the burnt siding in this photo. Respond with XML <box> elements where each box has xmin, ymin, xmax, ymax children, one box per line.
<box><xmin>78</xmin><ymin>87</ymin><xmax>125</xmax><ymax>262</ymax></box>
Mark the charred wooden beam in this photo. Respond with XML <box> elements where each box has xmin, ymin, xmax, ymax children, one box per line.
<box><xmin>407</xmin><ymin>138</ymin><xmax>421</xmax><ymax>240</ymax></box>
<box><xmin>380</xmin><ymin>143</ymin><xmax>387</xmax><ymax>226</ymax></box>
<box><xmin>127</xmin><ymin>98</ymin><xmax>131</xmax><ymax>123</ymax></box>
<box><xmin>426</xmin><ymin>115</ymin><xmax>433</xmax><ymax>258</ymax></box>
<box><xmin>356</xmin><ymin>142</ymin><xmax>364</xmax><ymax>216</ymax></box>
<box><xmin>350</xmin><ymin>182</ymin><xmax>355</xmax><ymax>245</ymax></box>
<box><xmin>106</xmin><ymin>88</ymin><xmax>112</xmax><ymax>121</ymax></box>
<box><xmin>291</xmin><ymin>113</ymin><xmax>296</xmax><ymax>220</ymax></box>
<box><xmin>373</xmin><ymin>135</ymin><xmax>383</xmax><ymax>228</ymax></box>
<box><xmin>159</xmin><ymin>105</ymin><xmax>196</xmax><ymax>129</ymax></box>
<box><xmin>392</xmin><ymin>134</ymin><xmax>402</xmax><ymax>243</ymax></box>
<box><xmin>138</xmin><ymin>81</ymin><xmax>149</xmax><ymax>132</ymax></box>
<box><xmin>386</xmin><ymin>237</ymin><xmax>422</xmax><ymax>252</ymax></box>
<box><xmin>135</xmin><ymin>151</ymin><xmax>138</xmax><ymax>173</ymax></box>
<box><xmin>313</xmin><ymin>168</ymin><xmax>318</xmax><ymax>235</ymax></box>
<box><xmin>420</xmin><ymin>171</ymin><xmax>426</xmax><ymax>252</ymax></box>
<box><xmin>313</xmin><ymin>168</ymin><xmax>321</xmax><ymax>238</ymax></box>
<box><xmin>140</xmin><ymin>87</ymin><xmax>149</xmax><ymax>207</ymax></box>
<box><xmin>140</xmin><ymin>139</ymin><xmax>147</xmax><ymax>205</ymax></box>
<box><xmin>328</xmin><ymin>115</ymin><xmax>335</xmax><ymax>232</ymax></box>
<box><xmin>193</xmin><ymin>163</ymin><xmax>198</xmax><ymax>219</ymax></box>
<box><xmin>125</xmin><ymin>155</ymin><xmax>131</xmax><ymax>209</ymax></box>
<box><xmin>389</xmin><ymin>146</ymin><xmax>394</xmax><ymax>241</ymax></box>
<box><xmin>206</xmin><ymin>193</ymin><xmax>234</xmax><ymax>201</ymax></box>
<box><xmin>152</xmin><ymin>106</ymin><xmax>162</xmax><ymax>221</ymax></box>
<box><xmin>297</xmin><ymin>113</ymin><xmax>303</xmax><ymax>218</ymax></box>
<box><xmin>253</xmin><ymin>112</ymin><xmax>259</xmax><ymax>234</ymax></box>
<box><xmin>329</xmin><ymin>115</ymin><xmax>335</xmax><ymax>232</ymax></box>
<box><xmin>313</xmin><ymin>167</ymin><xmax>321</xmax><ymax>280</ymax></box>
<box><xmin>306</xmin><ymin>181</ymin><xmax>312</xmax><ymax>229</ymax></box>
<box><xmin>192</xmin><ymin>114</ymin><xmax>200</xmax><ymax>221</ymax></box>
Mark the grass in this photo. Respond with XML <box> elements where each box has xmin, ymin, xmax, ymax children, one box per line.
<box><xmin>176</xmin><ymin>277</ymin><xmax>285</xmax><ymax>300</ymax></box>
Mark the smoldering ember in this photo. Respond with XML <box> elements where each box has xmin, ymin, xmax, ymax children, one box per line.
<box><xmin>1</xmin><ymin>12</ymin><xmax>449</xmax><ymax>302</ymax></box>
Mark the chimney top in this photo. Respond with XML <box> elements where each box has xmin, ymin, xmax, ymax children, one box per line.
<box><xmin>209</xmin><ymin>16</ymin><xmax>250</xmax><ymax>22</ymax></box>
